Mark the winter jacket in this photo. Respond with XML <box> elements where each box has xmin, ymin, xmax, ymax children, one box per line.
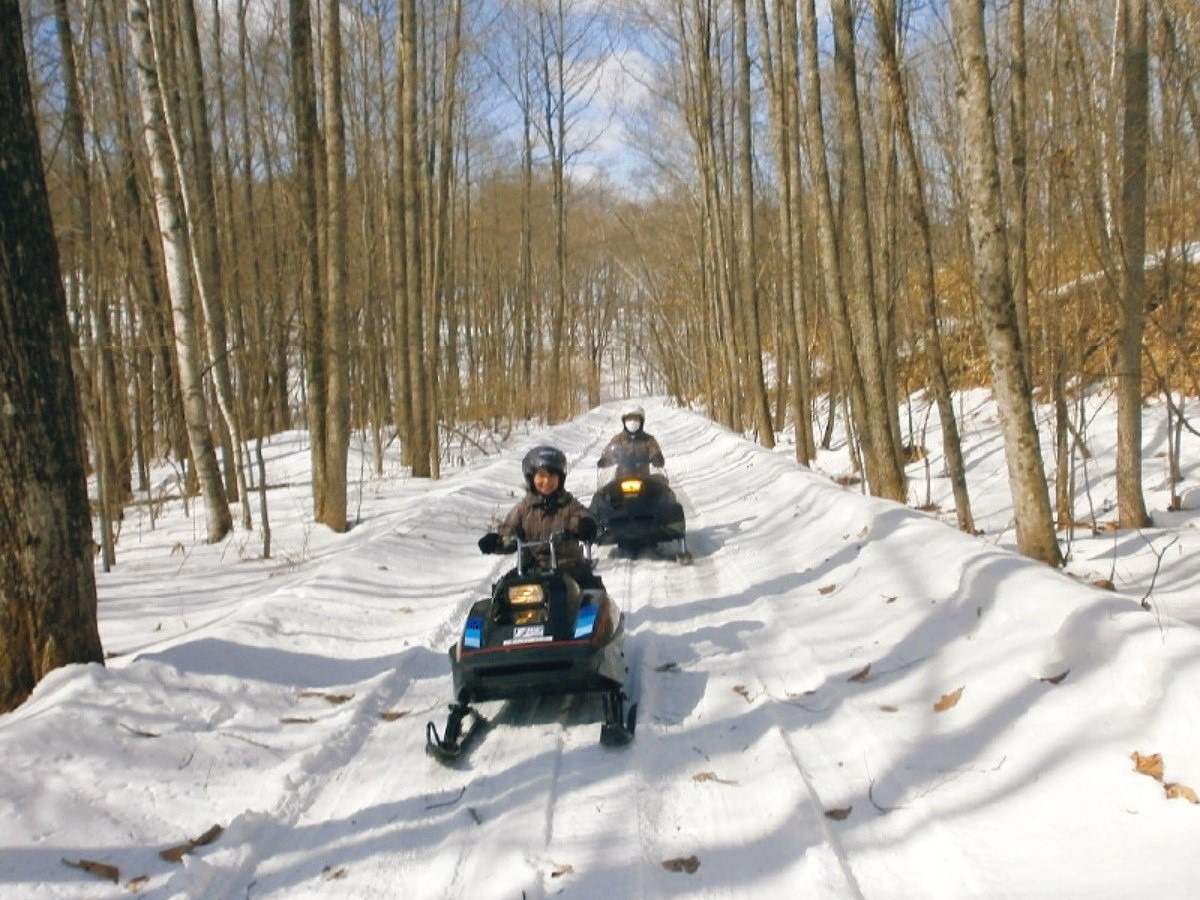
<box><xmin>597</xmin><ymin>430</ymin><xmax>665</xmax><ymax>469</ymax></box>
<box><xmin>498</xmin><ymin>489</ymin><xmax>595</xmax><ymax>569</ymax></box>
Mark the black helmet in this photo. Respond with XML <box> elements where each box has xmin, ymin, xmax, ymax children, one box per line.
<box><xmin>522</xmin><ymin>445</ymin><xmax>568</xmax><ymax>492</ymax></box>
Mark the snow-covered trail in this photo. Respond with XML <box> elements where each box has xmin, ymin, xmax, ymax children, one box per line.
<box><xmin>163</xmin><ymin>404</ymin><xmax>994</xmax><ymax>899</ymax></box>
<box><xmin>16</xmin><ymin>399</ymin><xmax>1200</xmax><ymax>899</ymax></box>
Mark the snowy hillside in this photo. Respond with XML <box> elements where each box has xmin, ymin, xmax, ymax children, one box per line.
<box><xmin>3</xmin><ymin>396</ymin><xmax>1200</xmax><ymax>898</ymax></box>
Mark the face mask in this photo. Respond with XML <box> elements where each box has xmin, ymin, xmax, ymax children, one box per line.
<box><xmin>624</xmin><ymin>420</ymin><xmax>641</xmax><ymax>435</ymax></box>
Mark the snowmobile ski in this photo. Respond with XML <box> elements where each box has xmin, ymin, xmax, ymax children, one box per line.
<box><xmin>599</xmin><ymin>690</ymin><xmax>637</xmax><ymax>747</ymax></box>
<box><xmin>426</xmin><ymin>703</ymin><xmax>488</xmax><ymax>764</ymax></box>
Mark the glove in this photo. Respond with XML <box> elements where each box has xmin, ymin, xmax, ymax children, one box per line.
<box><xmin>478</xmin><ymin>532</ymin><xmax>501</xmax><ymax>554</ymax></box>
<box><xmin>575</xmin><ymin>518</ymin><xmax>598</xmax><ymax>542</ymax></box>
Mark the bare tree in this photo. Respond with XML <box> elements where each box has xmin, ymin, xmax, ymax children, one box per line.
<box><xmin>1115</xmin><ymin>0</ymin><xmax>1152</xmax><ymax>528</ymax></box>
<box><xmin>0</xmin><ymin>0</ymin><xmax>105</xmax><ymax>711</ymax></box>
<box><xmin>872</xmin><ymin>0</ymin><xmax>975</xmax><ymax>533</ymax></box>
<box><xmin>829</xmin><ymin>0</ymin><xmax>905</xmax><ymax>501</ymax></box>
<box><xmin>949</xmin><ymin>0</ymin><xmax>1061</xmax><ymax>565</ymax></box>
<box><xmin>128</xmin><ymin>0</ymin><xmax>233</xmax><ymax>542</ymax></box>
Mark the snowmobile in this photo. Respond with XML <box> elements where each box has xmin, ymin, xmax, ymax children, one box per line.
<box><xmin>426</xmin><ymin>533</ymin><xmax>636</xmax><ymax>763</ymax></box>
<box><xmin>589</xmin><ymin>445</ymin><xmax>692</xmax><ymax>564</ymax></box>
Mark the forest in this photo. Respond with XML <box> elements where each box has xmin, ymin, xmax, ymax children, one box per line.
<box><xmin>14</xmin><ymin>0</ymin><xmax>1200</xmax><ymax>564</ymax></box>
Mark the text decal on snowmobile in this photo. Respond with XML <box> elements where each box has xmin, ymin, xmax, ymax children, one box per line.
<box><xmin>504</xmin><ymin>625</ymin><xmax>553</xmax><ymax>646</ymax></box>
<box><xmin>574</xmin><ymin>605</ymin><xmax>598</xmax><ymax>639</ymax></box>
<box><xmin>463</xmin><ymin>616</ymin><xmax>484</xmax><ymax>649</ymax></box>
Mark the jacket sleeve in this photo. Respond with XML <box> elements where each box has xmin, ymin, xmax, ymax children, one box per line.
<box><xmin>649</xmin><ymin>436</ymin><xmax>665</xmax><ymax>467</ymax></box>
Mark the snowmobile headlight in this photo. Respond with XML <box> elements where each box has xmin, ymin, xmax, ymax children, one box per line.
<box><xmin>513</xmin><ymin>608</ymin><xmax>547</xmax><ymax>626</ymax></box>
<box><xmin>619</xmin><ymin>478</ymin><xmax>643</xmax><ymax>495</ymax></box>
<box><xmin>507</xmin><ymin>584</ymin><xmax>545</xmax><ymax>606</ymax></box>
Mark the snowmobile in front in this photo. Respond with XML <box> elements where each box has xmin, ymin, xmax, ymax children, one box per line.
<box><xmin>426</xmin><ymin>533</ymin><xmax>636</xmax><ymax>763</ymax></box>
<box><xmin>589</xmin><ymin>445</ymin><xmax>692</xmax><ymax>564</ymax></box>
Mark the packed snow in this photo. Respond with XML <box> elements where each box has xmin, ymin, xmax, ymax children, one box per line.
<box><xmin>4</xmin><ymin>392</ymin><xmax>1200</xmax><ymax>899</ymax></box>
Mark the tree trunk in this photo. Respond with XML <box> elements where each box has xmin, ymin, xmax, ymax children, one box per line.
<box><xmin>1116</xmin><ymin>0</ymin><xmax>1151</xmax><ymax>528</ymax></box>
<box><xmin>0</xmin><ymin>4</ymin><xmax>105</xmax><ymax>712</ymax></box>
<box><xmin>872</xmin><ymin>0</ymin><xmax>975</xmax><ymax>533</ymax></box>
<box><xmin>129</xmin><ymin>0</ymin><xmax>232</xmax><ymax>543</ymax></box>
<box><xmin>829</xmin><ymin>0</ymin><xmax>906</xmax><ymax>501</ymax></box>
<box><xmin>322</xmin><ymin>0</ymin><xmax>350</xmax><ymax>530</ymax></box>
<box><xmin>949</xmin><ymin>0</ymin><xmax>1061</xmax><ymax>565</ymax></box>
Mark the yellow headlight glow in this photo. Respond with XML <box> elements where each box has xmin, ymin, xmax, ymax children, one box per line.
<box><xmin>507</xmin><ymin>584</ymin><xmax>545</xmax><ymax>606</ymax></box>
<box><xmin>619</xmin><ymin>478</ymin><xmax>643</xmax><ymax>495</ymax></box>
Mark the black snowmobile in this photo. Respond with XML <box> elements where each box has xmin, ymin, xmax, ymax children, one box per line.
<box><xmin>589</xmin><ymin>445</ymin><xmax>692</xmax><ymax>564</ymax></box>
<box><xmin>426</xmin><ymin>533</ymin><xmax>636</xmax><ymax>763</ymax></box>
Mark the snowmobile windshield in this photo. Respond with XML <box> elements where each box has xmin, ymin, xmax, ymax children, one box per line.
<box><xmin>600</xmin><ymin>443</ymin><xmax>661</xmax><ymax>484</ymax></box>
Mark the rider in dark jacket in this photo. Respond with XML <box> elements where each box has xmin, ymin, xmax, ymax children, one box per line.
<box><xmin>478</xmin><ymin>445</ymin><xmax>602</xmax><ymax>588</ymax></box>
<box><xmin>598</xmin><ymin>405</ymin><xmax>665</xmax><ymax>470</ymax></box>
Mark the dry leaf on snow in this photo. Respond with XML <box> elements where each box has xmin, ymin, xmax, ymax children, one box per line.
<box><xmin>825</xmin><ymin>806</ymin><xmax>852</xmax><ymax>821</ymax></box>
<box><xmin>933</xmin><ymin>686</ymin><xmax>964</xmax><ymax>712</ymax></box>
<box><xmin>160</xmin><ymin>824</ymin><xmax>224</xmax><ymax>863</ymax></box>
<box><xmin>1164</xmin><ymin>783</ymin><xmax>1199</xmax><ymax>804</ymax></box>
<box><xmin>550</xmin><ymin>863</ymin><xmax>575</xmax><ymax>878</ymax></box>
<box><xmin>61</xmin><ymin>858</ymin><xmax>119</xmax><ymax>883</ymax></box>
<box><xmin>693</xmin><ymin>771</ymin><xmax>738</xmax><ymax>785</ymax></box>
<box><xmin>848</xmin><ymin>663</ymin><xmax>871</xmax><ymax>683</ymax></box>
<box><xmin>818</xmin><ymin>584</ymin><xmax>837</xmax><ymax>595</ymax></box>
<box><xmin>1131</xmin><ymin>751</ymin><xmax>1165</xmax><ymax>781</ymax></box>
<box><xmin>1038</xmin><ymin>670</ymin><xmax>1070</xmax><ymax>685</ymax></box>
<box><xmin>733</xmin><ymin>685</ymin><xmax>752</xmax><ymax>702</ymax></box>
<box><xmin>662</xmin><ymin>855</ymin><xmax>701</xmax><ymax>874</ymax></box>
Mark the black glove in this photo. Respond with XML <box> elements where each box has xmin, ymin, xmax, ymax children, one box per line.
<box><xmin>478</xmin><ymin>532</ymin><xmax>501</xmax><ymax>554</ymax></box>
<box><xmin>575</xmin><ymin>518</ymin><xmax>598</xmax><ymax>542</ymax></box>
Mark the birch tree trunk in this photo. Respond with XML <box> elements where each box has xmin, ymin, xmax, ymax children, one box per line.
<box><xmin>949</xmin><ymin>0</ymin><xmax>1061</xmax><ymax>565</ymax></box>
<box><xmin>129</xmin><ymin>0</ymin><xmax>232</xmax><ymax>543</ymax></box>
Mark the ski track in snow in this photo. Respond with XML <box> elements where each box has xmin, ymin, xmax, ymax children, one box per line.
<box><xmin>40</xmin><ymin>401</ymin><xmax>1200</xmax><ymax>899</ymax></box>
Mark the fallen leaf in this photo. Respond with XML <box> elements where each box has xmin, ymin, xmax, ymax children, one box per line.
<box><xmin>818</xmin><ymin>584</ymin><xmax>837</xmax><ymax>595</ymax></box>
<box><xmin>1131</xmin><ymin>751</ymin><xmax>1164</xmax><ymax>781</ymax></box>
<box><xmin>879</xmin><ymin>704</ymin><xmax>898</xmax><ymax>713</ymax></box>
<box><xmin>1164</xmin><ymin>783</ymin><xmax>1199</xmax><ymax>804</ymax></box>
<box><xmin>825</xmin><ymin>806</ymin><xmax>852</xmax><ymax>821</ymax></box>
<box><xmin>550</xmin><ymin>863</ymin><xmax>575</xmax><ymax>878</ymax></box>
<box><xmin>692</xmin><ymin>771</ymin><xmax>738</xmax><ymax>785</ymax></box>
<box><xmin>662</xmin><ymin>855</ymin><xmax>701</xmax><ymax>874</ymax></box>
<box><xmin>933</xmin><ymin>687</ymin><xmax>964</xmax><ymax>712</ymax></box>
<box><xmin>1039</xmin><ymin>670</ymin><xmax>1070</xmax><ymax>685</ymax></box>
<box><xmin>280</xmin><ymin>716</ymin><xmax>316</xmax><ymax>725</ymax></box>
<box><xmin>62</xmin><ymin>858</ymin><xmax>119</xmax><ymax>882</ymax></box>
<box><xmin>656</xmin><ymin>661</ymin><xmax>680</xmax><ymax>673</ymax></box>
<box><xmin>848</xmin><ymin>663</ymin><xmax>871</xmax><ymax>683</ymax></box>
<box><xmin>160</xmin><ymin>824</ymin><xmax>224</xmax><ymax>863</ymax></box>
<box><xmin>733</xmin><ymin>685</ymin><xmax>752</xmax><ymax>702</ymax></box>
<box><xmin>126</xmin><ymin>874</ymin><xmax>149</xmax><ymax>891</ymax></box>
<box><xmin>380</xmin><ymin>709</ymin><xmax>409</xmax><ymax>721</ymax></box>
<box><xmin>322</xmin><ymin>866</ymin><xmax>348</xmax><ymax>881</ymax></box>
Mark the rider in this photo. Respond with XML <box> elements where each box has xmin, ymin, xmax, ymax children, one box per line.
<box><xmin>478</xmin><ymin>445</ymin><xmax>602</xmax><ymax>588</ymax></box>
<box><xmin>597</xmin><ymin>404</ymin><xmax>665</xmax><ymax>470</ymax></box>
